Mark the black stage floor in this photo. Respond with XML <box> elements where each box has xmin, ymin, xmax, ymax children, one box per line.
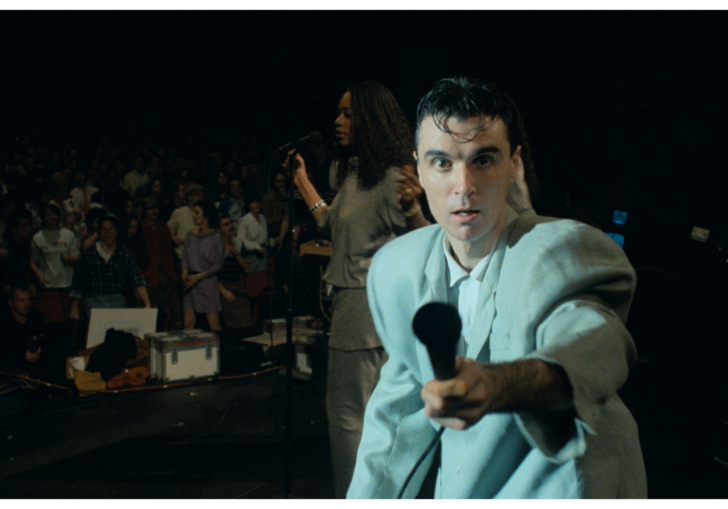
<box><xmin>1</xmin><ymin>363</ymin><xmax>333</xmax><ymax>499</ymax></box>
<box><xmin>2</xmin><ymin>323</ymin><xmax>728</xmax><ymax>498</ymax></box>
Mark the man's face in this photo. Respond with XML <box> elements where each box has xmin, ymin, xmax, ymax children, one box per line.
<box><xmin>218</xmin><ymin>217</ymin><xmax>234</xmax><ymax>236</ymax></box>
<box><xmin>9</xmin><ymin>288</ymin><xmax>32</xmax><ymax>317</ymax></box>
<box><xmin>99</xmin><ymin>220</ymin><xmax>118</xmax><ymax>247</ymax></box>
<box><xmin>416</xmin><ymin>114</ymin><xmax>519</xmax><ymax>258</ymax></box>
<box><xmin>144</xmin><ymin>206</ymin><xmax>159</xmax><ymax>222</ymax></box>
<box><xmin>74</xmin><ymin>171</ymin><xmax>87</xmax><ymax>187</ymax></box>
<box><xmin>44</xmin><ymin>208</ymin><xmax>60</xmax><ymax>229</ymax></box>
<box><xmin>229</xmin><ymin>180</ymin><xmax>243</xmax><ymax>198</ymax></box>
<box><xmin>188</xmin><ymin>190</ymin><xmax>204</xmax><ymax>205</ymax></box>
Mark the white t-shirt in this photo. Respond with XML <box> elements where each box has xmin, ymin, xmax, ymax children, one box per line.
<box><xmin>30</xmin><ymin>227</ymin><xmax>80</xmax><ymax>289</ymax></box>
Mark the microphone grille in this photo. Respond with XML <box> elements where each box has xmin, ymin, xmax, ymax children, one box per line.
<box><xmin>308</xmin><ymin>131</ymin><xmax>323</xmax><ymax>144</ymax></box>
<box><xmin>412</xmin><ymin>302</ymin><xmax>462</xmax><ymax>347</ymax></box>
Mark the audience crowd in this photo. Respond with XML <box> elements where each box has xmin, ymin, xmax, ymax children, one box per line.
<box><xmin>0</xmin><ymin>127</ymin><xmax>323</xmax><ymax>374</ymax></box>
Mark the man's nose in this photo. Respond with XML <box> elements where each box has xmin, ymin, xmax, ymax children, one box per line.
<box><xmin>453</xmin><ymin>164</ymin><xmax>476</xmax><ymax>197</ymax></box>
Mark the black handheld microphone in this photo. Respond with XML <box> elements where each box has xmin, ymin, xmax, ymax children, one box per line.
<box><xmin>412</xmin><ymin>302</ymin><xmax>462</xmax><ymax>381</ymax></box>
<box><xmin>276</xmin><ymin>131</ymin><xmax>323</xmax><ymax>153</ymax></box>
<box><xmin>397</xmin><ymin>302</ymin><xmax>461</xmax><ymax>499</ymax></box>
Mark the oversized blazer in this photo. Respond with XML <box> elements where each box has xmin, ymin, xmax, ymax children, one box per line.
<box><xmin>348</xmin><ymin>206</ymin><xmax>647</xmax><ymax>498</ymax></box>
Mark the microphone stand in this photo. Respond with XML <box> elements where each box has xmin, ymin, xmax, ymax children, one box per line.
<box><xmin>283</xmin><ymin>150</ymin><xmax>297</xmax><ymax>498</ymax></box>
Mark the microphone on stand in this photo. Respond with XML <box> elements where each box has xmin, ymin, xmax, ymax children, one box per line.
<box><xmin>276</xmin><ymin>131</ymin><xmax>323</xmax><ymax>153</ymax></box>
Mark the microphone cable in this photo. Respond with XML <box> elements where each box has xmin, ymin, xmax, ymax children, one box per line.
<box><xmin>396</xmin><ymin>425</ymin><xmax>445</xmax><ymax>499</ymax></box>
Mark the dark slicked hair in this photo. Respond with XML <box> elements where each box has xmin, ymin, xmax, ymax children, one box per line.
<box><xmin>346</xmin><ymin>81</ymin><xmax>414</xmax><ymax>190</ymax></box>
<box><xmin>415</xmin><ymin>77</ymin><xmax>538</xmax><ymax>199</ymax></box>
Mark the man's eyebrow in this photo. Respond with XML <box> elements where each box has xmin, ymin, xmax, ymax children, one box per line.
<box><xmin>423</xmin><ymin>146</ymin><xmax>502</xmax><ymax>159</ymax></box>
<box><xmin>473</xmin><ymin>146</ymin><xmax>502</xmax><ymax>156</ymax></box>
<box><xmin>423</xmin><ymin>149</ymin><xmax>450</xmax><ymax>159</ymax></box>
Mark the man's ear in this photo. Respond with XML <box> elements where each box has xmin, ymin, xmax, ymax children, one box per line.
<box><xmin>413</xmin><ymin>151</ymin><xmax>420</xmax><ymax>178</ymax></box>
<box><xmin>510</xmin><ymin>145</ymin><xmax>522</xmax><ymax>184</ymax></box>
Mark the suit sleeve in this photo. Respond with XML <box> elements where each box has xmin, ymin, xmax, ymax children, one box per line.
<box><xmin>502</xmin><ymin>220</ymin><xmax>638</xmax><ymax>462</ymax></box>
<box><xmin>347</xmin><ymin>252</ymin><xmax>437</xmax><ymax>499</ymax></box>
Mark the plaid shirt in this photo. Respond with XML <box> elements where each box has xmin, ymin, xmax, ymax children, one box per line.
<box><xmin>70</xmin><ymin>243</ymin><xmax>146</xmax><ymax>299</ymax></box>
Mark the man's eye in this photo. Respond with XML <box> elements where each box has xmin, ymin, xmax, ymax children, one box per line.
<box><xmin>433</xmin><ymin>159</ymin><xmax>450</xmax><ymax>170</ymax></box>
<box><xmin>475</xmin><ymin>155</ymin><xmax>493</xmax><ymax>167</ymax></box>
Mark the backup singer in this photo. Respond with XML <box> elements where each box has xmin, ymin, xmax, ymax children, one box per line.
<box><xmin>292</xmin><ymin>81</ymin><xmax>428</xmax><ymax>497</ymax></box>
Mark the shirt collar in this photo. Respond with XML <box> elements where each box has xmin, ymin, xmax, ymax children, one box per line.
<box><xmin>443</xmin><ymin>235</ymin><xmax>492</xmax><ymax>288</ymax></box>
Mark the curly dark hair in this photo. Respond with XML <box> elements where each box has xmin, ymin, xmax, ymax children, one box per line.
<box><xmin>415</xmin><ymin>76</ymin><xmax>538</xmax><ymax>200</ymax></box>
<box><xmin>344</xmin><ymin>82</ymin><xmax>414</xmax><ymax>190</ymax></box>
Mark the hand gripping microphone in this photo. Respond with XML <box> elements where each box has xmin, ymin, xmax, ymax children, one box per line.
<box><xmin>412</xmin><ymin>302</ymin><xmax>462</xmax><ymax>381</ymax></box>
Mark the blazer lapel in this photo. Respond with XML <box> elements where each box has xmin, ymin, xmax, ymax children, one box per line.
<box><xmin>415</xmin><ymin>228</ymin><xmax>449</xmax><ymax>383</ymax></box>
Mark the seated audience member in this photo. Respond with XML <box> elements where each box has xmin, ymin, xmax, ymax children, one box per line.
<box><xmin>80</xmin><ymin>207</ymin><xmax>108</xmax><ymax>249</ymax></box>
<box><xmin>48</xmin><ymin>172</ymin><xmax>82</xmax><ymax>232</ymax></box>
<box><xmin>0</xmin><ymin>283</ymin><xmax>45</xmax><ymax>374</ymax></box>
<box><xmin>236</xmin><ymin>194</ymin><xmax>269</xmax><ymax>272</ymax></box>
<box><xmin>160</xmin><ymin>180</ymin><xmax>186</xmax><ymax>223</ymax></box>
<box><xmin>30</xmin><ymin>203</ymin><xmax>80</xmax><ymax>292</ymax></box>
<box><xmin>120</xmin><ymin>215</ymin><xmax>149</xmax><ymax>307</ymax></box>
<box><xmin>132</xmin><ymin>197</ymin><xmax>145</xmax><ymax>223</ymax></box>
<box><xmin>168</xmin><ymin>183</ymin><xmax>206</xmax><ymax>261</ymax></box>
<box><xmin>69</xmin><ymin>215</ymin><xmax>151</xmax><ymax>321</ymax></box>
<box><xmin>69</xmin><ymin>168</ymin><xmax>98</xmax><ymax>217</ymax></box>
<box><xmin>137</xmin><ymin>176</ymin><xmax>164</xmax><ymax>202</ymax></box>
<box><xmin>217</xmin><ymin>214</ymin><xmax>253</xmax><ymax>330</ymax></box>
<box><xmin>212</xmin><ymin>170</ymin><xmax>230</xmax><ymax>203</ymax></box>
<box><xmin>217</xmin><ymin>177</ymin><xmax>245</xmax><ymax>230</ymax></box>
<box><xmin>262</xmin><ymin>171</ymin><xmax>287</xmax><ymax>243</ymax></box>
<box><xmin>140</xmin><ymin>197</ymin><xmax>182</xmax><ymax>331</ymax></box>
<box><xmin>0</xmin><ymin>208</ymin><xmax>35</xmax><ymax>292</ymax></box>
<box><xmin>123</xmin><ymin>155</ymin><xmax>149</xmax><ymax>198</ymax></box>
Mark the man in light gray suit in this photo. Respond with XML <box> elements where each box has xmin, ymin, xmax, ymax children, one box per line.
<box><xmin>348</xmin><ymin>77</ymin><xmax>647</xmax><ymax>498</ymax></box>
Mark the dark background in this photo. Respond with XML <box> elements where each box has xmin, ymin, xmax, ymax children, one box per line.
<box><xmin>2</xmin><ymin>10</ymin><xmax>727</xmax><ymax>301</ymax></box>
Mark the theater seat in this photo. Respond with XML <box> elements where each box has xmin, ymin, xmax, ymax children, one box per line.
<box><xmin>32</xmin><ymin>290</ymin><xmax>70</xmax><ymax>323</ymax></box>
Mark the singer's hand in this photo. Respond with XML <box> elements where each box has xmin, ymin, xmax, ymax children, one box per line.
<box><xmin>292</xmin><ymin>153</ymin><xmax>308</xmax><ymax>187</ymax></box>
<box><xmin>398</xmin><ymin>165</ymin><xmax>424</xmax><ymax>211</ymax></box>
<box><xmin>421</xmin><ymin>358</ymin><xmax>574</xmax><ymax>431</ymax></box>
<box><xmin>421</xmin><ymin>357</ymin><xmax>497</xmax><ymax>431</ymax></box>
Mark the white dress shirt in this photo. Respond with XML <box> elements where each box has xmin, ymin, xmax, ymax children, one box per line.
<box><xmin>443</xmin><ymin>236</ymin><xmax>493</xmax><ymax>356</ymax></box>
